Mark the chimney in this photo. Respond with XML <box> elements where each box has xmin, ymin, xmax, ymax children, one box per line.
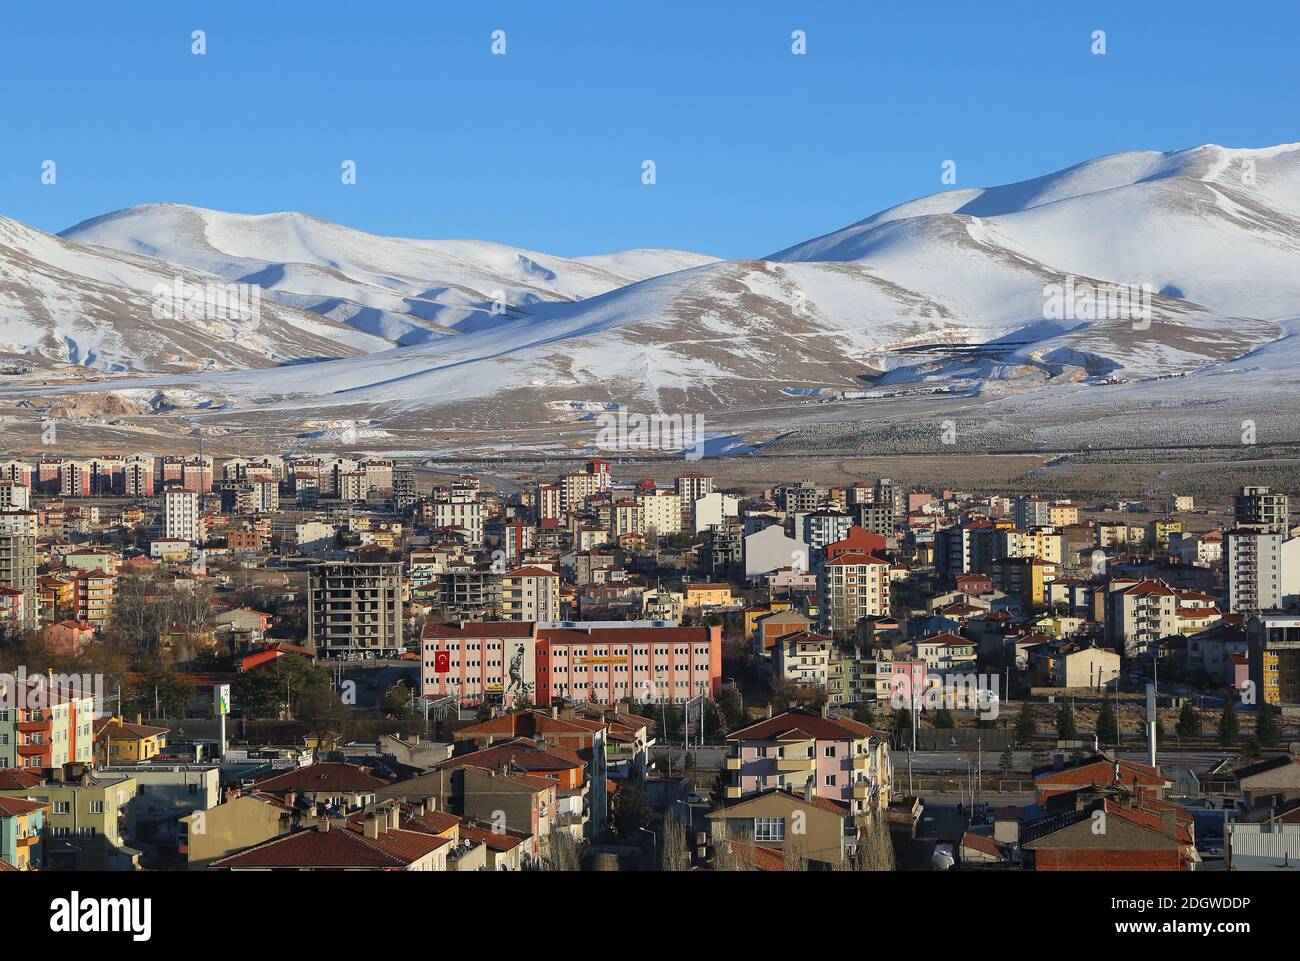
<box><xmin>1159</xmin><ymin>808</ymin><xmax>1176</xmax><ymax>838</ymax></box>
<box><xmin>551</xmin><ymin>705</ymin><xmax>559</xmax><ymax>719</ymax></box>
<box><xmin>387</xmin><ymin>804</ymin><xmax>401</xmax><ymax>831</ymax></box>
<box><xmin>803</xmin><ymin>778</ymin><xmax>814</xmax><ymax>802</ymax></box>
<box><xmin>136</xmin><ymin>712</ymin><xmax>143</xmax><ymax>725</ymax></box>
<box><xmin>766</xmin><ymin>704</ymin><xmax>773</xmax><ymax>720</ymax></box>
<box><xmin>820</xmin><ymin>702</ymin><xmax>830</xmax><ymax>718</ymax></box>
<box><xmin>364</xmin><ymin>814</ymin><xmax>383</xmax><ymax>839</ymax></box>
<box><xmin>317</xmin><ymin>819</ymin><xmax>330</xmax><ymax>833</ymax></box>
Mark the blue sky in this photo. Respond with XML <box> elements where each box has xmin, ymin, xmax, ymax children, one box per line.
<box><xmin>2</xmin><ymin>1</ymin><xmax>1296</xmax><ymax>259</ymax></box>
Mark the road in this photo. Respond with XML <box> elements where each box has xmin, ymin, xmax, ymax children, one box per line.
<box><xmin>899</xmin><ymin>749</ymin><xmax>1233</xmax><ymax>773</ymax></box>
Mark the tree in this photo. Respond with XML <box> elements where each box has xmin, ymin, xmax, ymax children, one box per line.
<box><xmin>543</xmin><ymin>829</ymin><xmax>587</xmax><ymax>871</ymax></box>
<box><xmin>1055</xmin><ymin>702</ymin><xmax>1077</xmax><ymax>741</ymax></box>
<box><xmin>717</xmin><ymin>687</ymin><xmax>745</xmax><ymax>731</ymax></box>
<box><xmin>701</xmin><ymin>699</ymin><xmax>725</xmax><ymax>743</ymax></box>
<box><xmin>930</xmin><ymin>708</ymin><xmax>955</xmax><ymax>730</ymax></box>
<box><xmin>1014</xmin><ymin>706</ymin><xmax>1036</xmax><ymax>746</ymax></box>
<box><xmin>112</xmin><ymin>572</ymin><xmax>175</xmax><ymax>653</ymax></box>
<box><xmin>1256</xmin><ymin>704</ymin><xmax>1282</xmax><ymax>749</ymax></box>
<box><xmin>891</xmin><ymin>707</ymin><xmax>912</xmax><ymax>744</ymax></box>
<box><xmin>1218</xmin><ymin>700</ymin><xmax>1240</xmax><ymax>747</ymax></box>
<box><xmin>660</xmin><ymin>812</ymin><xmax>690</xmax><ymax>871</ymax></box>
<box><xmin>126</xmin><ymin>670</ymin><xmax>196</xmax><ymax>719</ymax></box>
<box><xmin>783</xmin><ymin>838</ymin><xmax>810</xmax><ymax>872</ymax></box>
<box><xmin>999</xmin><ymin>747</ymin><xmax>1015</xmax><ymax>778</ymax></box>
<box><xmin>841</xmin><ymin>817</ymin><xmax>895</xmax><ymax>871</ymax></box>
<box><xmin>613</xmin><ymin>785</ymin><xmax>648</xmax><ymax>841</ymax></box>
<box><xmin>853</xmin><ymin>702</ymin><xmax>875</xmax><ymax>726</ymax></box>
<box><xmin>231</xmin><ymin>654</ymin><xmax>333</xmax><ymax>719</ymax></box>
<box><xmin>381</xmin><ymin>680</ymin><xmax>415</xmax><ymax>719</ymax></box>
<box><xmin>1096</xmin><ymin>696</ymin><xmax>1119</xmax><ymax>746</ymax></box>
<box><xmin>1176</xmin><ymin>701</ymin><xmax>1200</xmax><ymax>741</ymax></box>
<box><xmin>1240</xmin><ymin>737</ymin><xmax>1262</xmax><ymax>763</ymax></box>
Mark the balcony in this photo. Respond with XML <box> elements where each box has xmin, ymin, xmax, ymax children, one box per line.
<box><xmin>852</xmin><ymin>783</ymin><xmax>872</xmax><ymax>800</ymax></box>
<box><xmin>775</xmin><ymin>755</ymin><xmax>816</xmax><ymax>774</ymax></box>
<box><xmin>725</xmin><ymin>786</ymin><xmax>743</xmax><ymax>800</ymax></box>
<box><xmin>724</xmin><ymin>756</ymin><xmax>742</xmax><ymax>771</ymax></box>
<box><xmin>851</xmin><ymin>754</ymin><xmax>872</xmax><ymax>771</ymax></box>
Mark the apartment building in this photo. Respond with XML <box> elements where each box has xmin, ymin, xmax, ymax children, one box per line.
<box><xmin>307</xmin><ymin>561</ymin><xmax>404</xmax><ymax>657</ymax></box>
<box><xmin>723</xmin><ymin>707</ymin><xmax>891</xmax><ymax>819</ymax></box>
<box><xmin>1247</xmin><ymin>614</ymin><xmax>1300</xmax><ymax>706</ymax></box>
<box><xmin>0</xmin><ymin>511</ymin><xmax>37</xmax><ymax>632</ymax></box>
<box><xmin>637</xmin><ymin>490</ymin><xmax>682</xmax><ymax>538</ymax></box>
<box><xmin>1105</xmin><ymin>579</ymin><xmax>1179</xmax><ymax>656</ymax></box>
<box><xmin>501</xmin><ymin>566</ymin><xmax>560</xmax><ymax>622</ymax></box>
<box><xmin>430</xmin><ymin>500</ymin><xmax>484</xmax><ymax>548</ymax></box>
<box><xmin>163</xmin><ymin>488</ymin><xmax>202</xmax><ymax>544</ymax></box>
<box><xmin>0</xmin><ymin>677</ymin><xmax>96</xmax><ymax>769</ymax></box>
<box><xmin>1235</xmin><ymin>485</ymin><xmax>1290</xmax><ymax>534</ymax></box>
<box><xmin>771</xmin><ymin>630</ymin><xmax>833</xmax><ymax>688</ymax></box>
<box><xmin>1224</xmin><ymin>528</ymin><xmax>1283</xmax><ymax>613</ymax></box>
<box><xmin>819</xmin><ymin>551</ymin><xmax>891</xmax><ymax>638</ymax></box>
<box><xmin>0</xmin><ymin>480</ymin><xmax>30</xmax><ymax>511</ymax></box>
<box><xmin>0</xmin><ymin>766</ymin><xmax>140</xmax><ymax>871</ymax></box>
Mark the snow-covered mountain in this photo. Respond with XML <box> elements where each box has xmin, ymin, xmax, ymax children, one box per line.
<box><xmin>4</xmin><ymin>142</ymin><xmax>1300</xmax><ymax>451</ymax></box>
<box><xmin>0</xmin><ymin>214</ymin><xmax>392</xmax><ymax>373</ymax></box>
<box><xmin>61</xmin><ymin>204</ymin><xmax>720</xmax><ymax>346</ymax></box>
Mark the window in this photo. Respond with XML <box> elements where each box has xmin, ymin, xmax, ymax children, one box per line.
<box><xmin>753</xmin><ymin>817</ymin><xmax>785</xmax><ymax>842</ymax></box>
<box><xmin>89</xmin><ymin>801</ymin><xmax>104</xmax><ymax>814</ymax></box>
<box><xmin>823</xmin><ymin>745</ymin><xmax>836</xmax><ymax>758</ymax></box>
<box><xmin>824</xmin><ymin>774</ymin><xmax>837</xmax><ymax>788</ymax></box>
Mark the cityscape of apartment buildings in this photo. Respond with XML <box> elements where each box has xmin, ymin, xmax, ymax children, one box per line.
<box><xmin>0</xmin><ymin>442</ymin><xmax>1295</xmax><ymax>902</ymax></box>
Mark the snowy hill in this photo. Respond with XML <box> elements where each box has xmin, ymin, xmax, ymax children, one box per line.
<box><xmin>0</xmin><ymin>215</ymin><xmax>391</xmax><ymax>373</ymax></box>
<box><xmin>4</xmin><ymin>142</ymin><xmax>1300</xmax><ymax>451</ymax></box>
<box><xmin>62</xmin><ymin>204</ymin><xmax>720</xmax><ymax>346</ymax></box>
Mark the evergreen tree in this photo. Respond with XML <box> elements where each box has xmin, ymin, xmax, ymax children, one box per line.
<box><xmin>1256</xmin><ymin>703</ymin><xmax>1282</xmax><ymax>748</ymax></box>
<box><xmin>852</xmin><ymin>702</ymin><xmax>875</xmax><ymax>725</ymax></box>
<box><xmin>1014</xmin><ymin>706</ymin><xmax>1036</xmax><ymax>746</ymax></box>
<box><xmin>930</xmin><ymin>707</ymin><xmax>955</xmax><ymax>729</ymax></box>
<box><xmin>1055</xmin><ymin>702</ymin><xmax>1077</xmax><ymax>741</ymax></box>
<box><xmin>1176</xmin><ymin>701</ymin><xmax>1200</xmax><ymax>740</ymax></box>
<box><xmin>1096</xmin><ymin>696</ymin><xmax>1119</xmax><ymax>746</ymax></box>
<box><xmin>1218</xmin><ymin>700</ymin><xmax>1240</xmax><ymax>747</ymax></box>
<box><xmin>999</xmin><ymin>746</ymin><xmax>1015</xmax><ymax>777</ymax></box>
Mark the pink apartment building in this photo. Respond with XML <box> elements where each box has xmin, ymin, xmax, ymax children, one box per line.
<box><xmin>724</xmin><ymin>707</ymin><xmax>891</xmax><ymax>818</ymax></box>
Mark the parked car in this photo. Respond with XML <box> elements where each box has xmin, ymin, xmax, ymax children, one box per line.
<box><xmin>931</xmin><ymin>844</ymin><xmax>956</xmax><ymax>871</ymax></box>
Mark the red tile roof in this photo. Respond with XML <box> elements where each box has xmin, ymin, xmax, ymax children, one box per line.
<box><xmin>728</xmin><ymin>707</ymin><xmax>879</xmax><ymax>742</ymax></box>
<box><xmin>254</xmin><ymin>762</ymin><xmax>389</xmax><ymax>793</ymax></box>
<box><xmin>0</xmin><ymin>769</ymin><xmax>45</xmax><ymax>791</ymax></box>
<box><xmin>0</xmin><ymin>796</ymin><xmax>49</xmax><ymax>817</ymax></box>
<box><xmin>212</xmin><ymin>823</ymin><xmax>448</xmax><ymax>869</ymax></box>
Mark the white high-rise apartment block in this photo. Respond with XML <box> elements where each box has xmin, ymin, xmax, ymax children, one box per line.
<box><xmin>430</xmin><ymin>500</ymin><xmax>484</xmax><ymax>548</ymax></box>
<box><xmin>1225</xmin><ymin>528</ymin><xmax>1282</xmax><ymax>613</ymax></box>
<box><xmin>163</xmin><ymin>488</ymin><xmax>202</xmax><ymax>544</ymax></box>
<box><xmin>0</xmin><ymin>481</ymin><xmax>30</xmax><ymax>511</ymax></box>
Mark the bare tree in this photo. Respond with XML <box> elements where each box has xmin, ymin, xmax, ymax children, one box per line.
<box><xmin>543</xmin><ymin>829</ymin><xmax>587</xmax><ymax>871</ymax></box>
<box><xmin>850</xmin><ymin>816</ymin><xmax>896</xmax><ymax>871</ymax></box>
<box><xmin>710</xmin><ymin>821</ymin><xmax>758</xmax><ymax>871</ymax></box>
<box><xmin>783</xmin><ymin>837</ymin><xmax>809</xmax><ymax>872</ymax></box>
<box><xmin>661</xmin><ymin>812</ymin><xmax>691</xmax><ymax>872</ymax></box>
